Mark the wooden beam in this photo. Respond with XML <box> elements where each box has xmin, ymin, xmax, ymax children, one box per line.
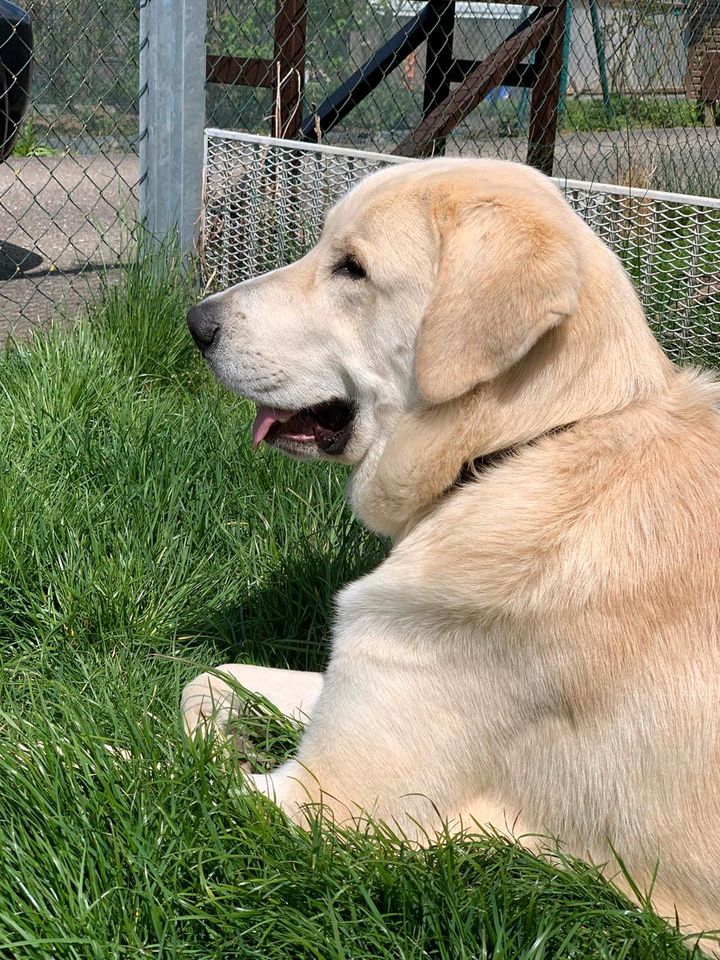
<box><xmin>450</xmin><ymin>59</ymin><xmax>538</xmax><ymax>87</ymax></box>
<box><xmin>700</xmin><ymin>52</ymin><xmax>720</xmax><ymax>103</ymax></box>
<box><xmin>273</xmin><ymin>0</ymin><xmax>307</xmax><ymax>139</ymax></box>
<box><xmin>206</xmin><ymin>55</ymin><xmax>273</xmax><ymax>88</ymax></box>
<box><xmin>395</xmin><ymin>10</ymin><xmax>554</xmax><ymax>157</ymax></box>
<box><xmin>527</xmin><ymin>1</ymin><xmax>567</xmax><ymax>174</ymax></box>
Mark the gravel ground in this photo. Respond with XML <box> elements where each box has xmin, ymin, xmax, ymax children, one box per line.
<box><xmin>0</xmin><ymin>153</ymin><xmax>138</xmax><ymax>346</ymax></box>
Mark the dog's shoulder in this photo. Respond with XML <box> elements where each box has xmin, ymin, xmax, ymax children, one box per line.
<box><xmin>347</xmin><ymin>369</ymin><xmax>720</xmax><ymax>628</ymax></box>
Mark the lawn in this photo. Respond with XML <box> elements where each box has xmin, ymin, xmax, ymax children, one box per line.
<box><xmin>560</xmin><ymin>95</ymin><xmax>702</xmax><ymax>134</ymax></box>
<box><xmin>0</xmin><ymin>246</ymin><xmax>710</xmax><ymax>958</ymax></box>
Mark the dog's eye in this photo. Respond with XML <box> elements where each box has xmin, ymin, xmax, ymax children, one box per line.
<box><xmin>333</xmin><ymin>255</ymin><xmax>367</xmax><ymax>280</ymax></box>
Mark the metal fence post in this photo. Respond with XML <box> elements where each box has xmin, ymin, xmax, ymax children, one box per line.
<box><xmin>422</xmin><ymin>0</ymin><xmax>456</xmax><ymax>156</ymax></box>
<box><xmin>139</xmin><ymin>0</ymin><xmax>207</xmax><ymax>253</ymax></box>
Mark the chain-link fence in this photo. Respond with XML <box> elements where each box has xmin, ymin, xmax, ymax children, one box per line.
<box><xmin>2</xmin><ymin>0</ymin><xmax>719</xmax><ymax>339</ymax></box>
<box><xmin>206</xmin><ymin>0</ymin><xmax>720</xmax><ymax>197</ymax></box>
<box><xmin>0</xmin><ymin>0</ymin><xmax>140</xmax><ymax>341</ymax></box>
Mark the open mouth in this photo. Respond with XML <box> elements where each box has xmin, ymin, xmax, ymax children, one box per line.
<box><xmin>251</xmin><ymin>399</ymin><xmax>355</xmax><ymax>456</ymax></box>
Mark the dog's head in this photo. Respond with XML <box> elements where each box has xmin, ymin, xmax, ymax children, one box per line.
<box><xmin>189</xmin><ymin>158</ymin><xmax>668</xmax><ymax>535</ymax></box>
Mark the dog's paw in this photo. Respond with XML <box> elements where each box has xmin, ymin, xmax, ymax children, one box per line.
<box><xmin>181</xmin><ymin>669</ymin><xmax>243</xmax><ymax>739</ymax></box>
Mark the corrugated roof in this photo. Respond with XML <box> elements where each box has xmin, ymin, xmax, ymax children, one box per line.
<box><xmin>371</xmin><ymin>1</ymin><xmax>525</xmax><ymax>20</ymax></box>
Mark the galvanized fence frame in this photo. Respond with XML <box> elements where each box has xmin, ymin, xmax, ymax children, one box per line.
<box><xmin>139</xmin><ymin>0</ymin><xmax>206</xmax><ymax>252</ymax></box>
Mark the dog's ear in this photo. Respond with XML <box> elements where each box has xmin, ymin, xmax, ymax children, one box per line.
<box><xmin>416</xmin><ymin>195</ymin><xmax>581</xmax><ymax>404</ymax></box>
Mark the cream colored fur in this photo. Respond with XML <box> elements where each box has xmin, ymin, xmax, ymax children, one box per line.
<box><xmin>182</xmin><ymin>158</ymin><xmax>720</xmax><ymax>948</ymax></box>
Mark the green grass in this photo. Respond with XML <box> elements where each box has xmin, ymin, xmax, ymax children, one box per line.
<box><xmin>560</xmin><ymin>95</ymin><xmax>701</xmax><ymax>134</ymax></box>
<box><xmin>13</xmin><ymin>106</ymin><xmax>138</xmax><ymax>153</ymax></box>
<box><xmin>11</xmin><ymin>119</ymin><xmax>57</xmax><ymax>158</ymax></box>
<box><xmin>0</xmin><ymin>245</ymin><xmax>711</xmax><ymax>958</ymax></box>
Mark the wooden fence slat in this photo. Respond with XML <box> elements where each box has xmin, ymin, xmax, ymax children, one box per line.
<box><xmin>395</xmin><ymin>9</ymin><xmax>554</xmax><ymax>158</ymax></box>
<box><xmin>527</xmin><ymin>1</ymin><xmax>567</xmax><ymax>174</ymax></box>
<box><xmin>422</xmin><ymin>0</ymin><xmax>456</xmax><ymax>155</ymax></box>
<box><xmin>206</xmin><ymin>55</ymin><xmax>273</xmax><ymax>88</ymax></box>
<box><xmin>274</xmin><ymin>0</ymin><xmax>307</xmax><ymax>139</ymax></box>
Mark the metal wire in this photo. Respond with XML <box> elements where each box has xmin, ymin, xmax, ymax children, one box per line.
<box><xmin>3</xmin><ymin>0</ymin><xmax>720</xmax><ymax>342</ymax></box>
<box><xmin>0</xmin><ymin>0</ymin><xmax>139</xmax><ymax>341</ymax></box>
<box><xmin>206</xmin><ymin>1</ymin><xmax>720</xmax><ymax>193</ymax></box>
<box><xmin>203</xmin><ymin>130</ymin><xmax>720</xmax><ymax>368</ymax></box>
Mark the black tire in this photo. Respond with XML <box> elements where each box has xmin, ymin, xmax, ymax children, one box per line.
<box><xmin>0</xmin><ymin>64</ymin><xmax>11</xmax><ymax>161</ymax></box>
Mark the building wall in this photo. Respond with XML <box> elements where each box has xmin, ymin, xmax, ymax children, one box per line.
<box><xmin>376</xmin><ymin>1</ymin><xmax>690</xmax><ymax>96</ymax></box>
<box><xmin>569</xmin><ymin>2</ymin><xmax>687</xmax><ymax>94</ymax></box>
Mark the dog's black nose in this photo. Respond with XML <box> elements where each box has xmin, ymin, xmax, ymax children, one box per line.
<box><xmin>187</xmin><ymin>303</ymin><xmax>221</xmax><ymax>350</ymax></box>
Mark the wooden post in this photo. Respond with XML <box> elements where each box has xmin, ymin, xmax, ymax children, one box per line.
<box><xmin>273</xmin><ymin>0</ymin><xmax>307</xmax><ymax>139</ymax></box>
<box><xmin>700</xmin><ymin>52</ymin><xmax>720</xmax><ymax>128</ymax></box>
<box><xmin>527</xmin><ymin>0</ymin><xmax>567</xmax><ymax>175</ymax></box>
<box><xmin>396</xmin><ymin>9</ymin><xmax>553</xmax><ymax>158</ymax></box>
<box><xmin>422</xmin><ymin>0</ymin><xmax>456</xmax><ymax>156</ymax></box>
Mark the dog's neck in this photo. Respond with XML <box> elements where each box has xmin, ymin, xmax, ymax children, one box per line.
<box><xmin>452</xmin><ymin>421</ymin><xmax>577</xmax><ymax>490</ymax></box>
<box><xmin>347</xmin><ymin>321</ymin><xmax>673</xmax><ymax>541</ymax></box>
<box><xmin>347</xmin><ymin>403</ymin><xmax>577</xmax><ymax>540</ymax></box>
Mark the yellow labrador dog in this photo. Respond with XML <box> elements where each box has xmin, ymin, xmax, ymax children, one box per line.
<box><xmin>184</xmin><ymin>158</ymin><xmax>720</xmax><ymax>943</ymax></box>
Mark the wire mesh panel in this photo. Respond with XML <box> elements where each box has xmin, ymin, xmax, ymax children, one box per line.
<box><xmin>206</xmin><ymin>0</ymin><xmax>720</xmax><ymax>196</ymax></box>
<box><xmin>0</xmin><ymin>0</ymin><xmax>140</xmax><ymax>343</ymax></box>
<box><xmin>203</xmin><ymin>130</ymin><xmax>403</xmax><ymax>286</ymax></box>
<box><xmin>562</xmin><ymin>181</ymin><xmax>720</xmax><ymax>365</ymax></box>
<box><xmin>203</xmin><ymin>130</ymin><xmax>720</xmax><ymax>367</ymax></box>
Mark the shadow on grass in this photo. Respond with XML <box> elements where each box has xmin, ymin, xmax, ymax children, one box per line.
<box><xmin>180</xmin><ymin>535</ymin><xmax>387</xmax><ymax>673</ymax></box>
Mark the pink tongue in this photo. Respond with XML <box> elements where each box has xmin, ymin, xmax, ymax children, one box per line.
<box><xmin>251</xmin><ymin>406</ymin><xmax>297</xmax><ymax>448</ymax></box>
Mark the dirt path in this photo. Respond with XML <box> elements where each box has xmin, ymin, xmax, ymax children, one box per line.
<box><xmin>0</xmin><ymin>153</ymin><xmax>138</xmax><ymax>345</ymax></box>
